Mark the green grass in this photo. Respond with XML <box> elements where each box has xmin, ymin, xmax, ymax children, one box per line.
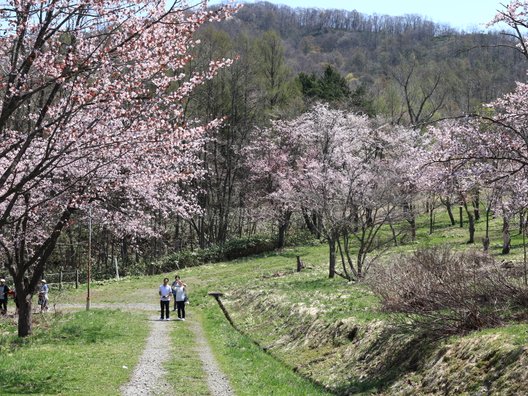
<box><xmin>43</xmin><ymin>205</ymin><xmax>528</xmax><ymax>394</ymax></box>
<box><xmin>201</xmin><ymin>301</ymin><xmax>333</xmax><ymax>396</ymax></box>
<box><xmin>469</xmin><ymin>323</ymin><xmax>528</xmax><ymax>346</ymax></box>
<box><xmin>0</xmin><ymin>310</ymin><xmax>148</xmax><ymax>395</ymax></box>
<box><xmin>166</xmin><ymin>314</ymin><xmax>210</xmax><ymax>395</ymax></box>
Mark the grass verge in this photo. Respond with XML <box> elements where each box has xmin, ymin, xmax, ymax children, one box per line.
<box><xmin>201</xmin><ymin>300</ymin><xmax>334</xmax><ymax>396</ymax></box>
<box><xmin>0</xmin><ymin>310</ymin><xmax>148</xmax><ymax>395</ymax></box>
<box><xmin>167</xmin><ymin>313</ymin><xmax>210</xmax><ymax>395</ymax></box>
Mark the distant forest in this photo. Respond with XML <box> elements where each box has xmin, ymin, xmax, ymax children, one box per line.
<box><xmin>207</xmin><ymin>1</ymin><xmax>526</xmax><ymax>120</ymax></box>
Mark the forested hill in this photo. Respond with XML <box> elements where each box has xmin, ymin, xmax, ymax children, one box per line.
<box><xmin>211</xmin><ymin>1</ymin><xmax>526</xmax><ymax>116</ymax></box>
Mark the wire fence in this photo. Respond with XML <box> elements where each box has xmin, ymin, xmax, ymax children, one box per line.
<box><xmin>1</xmin><ymin>268</ymin><xmax>120</xmax><ymax>291</ymax></box>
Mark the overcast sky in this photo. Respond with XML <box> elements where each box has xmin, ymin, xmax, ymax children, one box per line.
<box><xmin>211</xmin><ymin>0</ymin><xmax>506</xmax><ymax>31</ymax></box>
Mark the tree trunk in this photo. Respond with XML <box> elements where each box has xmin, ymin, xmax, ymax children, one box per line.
<box><xmin>472</xmin><ymin>190</ymin><xmax>480</xmax><ymax>221</ymax></box>
<box><xmin>467</xmin><ymin>210</ymin><xmax>475</xmax><ymax>244</ymax></box>
<box><xmin>443</xmin><ymin>198</ymin><xmax>456</xmax><ymax>226</ymax></box>
<box><xmin>483</xmin><ymin>207</ymin><xmax>491</xmax><ymax>251</ymax></box>
<box><xmin>328</xmin><ymin>236</ymin><xmax>336</xmax><ymax>278</ymax></box>
<box><xmin>502</xmin><ymin>215</ymin><xmax>511</xmax><ymax>254</ymax></box>
<box><xmin>403</xmin><ymin>202</ymin><xmax>416</xmax><ymax>241</ymax></box>
<box><xmin>277</xmin><ymin>210</ymin><xmax>292</xmax><ymax>249</ymax></box>
<box><xmin>17</xmin><ymin>294</ymin><xmax>33</xmax><ymax>337</ymax></box>
<box><xmin>301</xmin><ymin>208</ymin><xmax>318</xmax><ymax>237</ymax></box>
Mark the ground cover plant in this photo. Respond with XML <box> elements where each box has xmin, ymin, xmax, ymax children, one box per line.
<box><xmin>370</xmin><ymin>247</ymin><xmax>528</xmax><ymax>337</ymax></box>
<box><xmin>6</xmin><ymin>204</ymin><xmax>526</xmax><ymax>394</ymax></box>
<box><xmin>166</xmin><ymin>316</ymin><xmax>210</xmax><ymax>395</ymax></box>
<box><xmin>0</xmin><ymin>310</ymin><xmax>148</xmax><ymax>395</ymax></box>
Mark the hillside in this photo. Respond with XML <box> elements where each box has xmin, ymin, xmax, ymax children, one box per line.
<box><xmin>213</xmin><ymin>1</ymin><xmax>526</xmax><ymax>116</ymax></box>
<box><xmin>2</xmin><ymin>208</ymin><xmax>527</xmax><ymax>395</ymax></box>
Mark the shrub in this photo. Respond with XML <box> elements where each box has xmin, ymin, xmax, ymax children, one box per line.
<box><xmin>222</xmin><ymin>235</ymin><xmax>275</xmax><ymax>260</ymax></box>
<box><xmin>369</xmin><ymin>247</ymin><xmax>528</xmax><ymax>338</ymax></box>
<box><xmin>155</xmin><ymin>235</ymin><xmax>276</xmax><ymax>271</ymax></box>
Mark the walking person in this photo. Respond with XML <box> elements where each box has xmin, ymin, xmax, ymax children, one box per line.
<box><xmin>172</xmin><ymin>275</ymin><xmax>187</xmax><ymax>321</ymax></box>
<box><xmin>159</xmin><ymin>277</ymin><xmax>171</xmax><ymax>321</ymax></box>
<box><xmin>0</xmin><ymin>278</ymin><xmax>9</xmax><ymax>315</ymax></box>
<box><xmin>38</xmin><ymin>280</ymin><xmax>49</xmax><ymax>312</ymax></box>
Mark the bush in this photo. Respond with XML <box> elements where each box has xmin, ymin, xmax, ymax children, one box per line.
<box><xmin>155</xmin><ymin>235</ymin><xmax>276</xmax><ymax>271</ymax></box>
<box><xmin>369</xmin><ymin>247</ymin><xmax>528</xmax><ymax>338</ymax></box>
<box><xmin>222</xmin><ymin>235</ymin><xmax>275</xmax><ymax>260</ymax></box>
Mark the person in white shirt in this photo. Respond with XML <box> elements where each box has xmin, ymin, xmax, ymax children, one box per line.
<box><xmin>159</xmin><ymin>278</ymin><xmax>172</xmax><ymax>320</ymax></box>
<box><xmin>171</xmin><ymin>275</ymin><xmax>187</xmax><ymax>321</ymax></box>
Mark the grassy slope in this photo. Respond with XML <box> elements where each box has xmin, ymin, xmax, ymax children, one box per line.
<box><xmin>3</xmin><ymin>207</ymin><xmax>526</xmax><ymax>395</ymax></box>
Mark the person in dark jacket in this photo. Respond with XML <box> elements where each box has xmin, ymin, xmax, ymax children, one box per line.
<box><xmin>0</xmin><ymin>278</ymin><xmax>10</xmax><ymax>315</ymax></box>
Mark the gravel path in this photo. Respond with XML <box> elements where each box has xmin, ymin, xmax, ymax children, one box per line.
<box><xmin>56</xmin><ymin>302</ymin><xmax>234</xmax><ymax>395</ymax></box>
<box><xmin>189</xmin><ymin>319</ymin><xmax>234</xmax><ymax>396</ymax></box>
<box><xmin>120</xmin><ymin>315</ymin><xmax>172</xmax><ymax>396</ymax></box>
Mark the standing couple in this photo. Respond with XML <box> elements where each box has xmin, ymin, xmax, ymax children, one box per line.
<box><xmin>159</xmin><ymin>275</ymin><xmax>187</xmax><ymax>321</ymax></box>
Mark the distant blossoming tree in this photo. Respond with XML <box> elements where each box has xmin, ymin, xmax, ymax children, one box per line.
<box><xmin>0</xmin><ymin>0</ymin><xmax>237</xmax><ymax>336</ymax></box>
<box><xmin>425</xmin><ymin>1</ymin><xmax>528</xmax><ymax>255</ymax></box>
<box><xmin>248</xmin><ymin>104</ymin><xmax>420</xmax><ymax>279</ymax></box>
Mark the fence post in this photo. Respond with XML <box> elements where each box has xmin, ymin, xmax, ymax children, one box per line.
<box><xmin>75</xmin><ymin>269</ymin><xmax>79</xmax><ymax>289</ymax></box>
<box><xmin>59</xmin><ymin>268</ymin><xmax>63</xmax><ymax>291</ymax></box>
<box><xmin>114</xmin><ymin>257</ymin><xmax>120</xmax><ymax>280</ymax></box>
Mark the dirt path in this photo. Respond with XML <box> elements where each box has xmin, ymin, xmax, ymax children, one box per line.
<box><xmin>120</xmin><ymin>315</ymin><xmax>172</xmax><ymax>396</ymax></box>
<box><xmin>189</xmin><ymin>319</ymin><xmax>234</xmax><ymax>396</ymax></box>
<box><xmin>56</xmin><ymin>302</ymin><xmax>234</xmax><ymax>395</ymax></box>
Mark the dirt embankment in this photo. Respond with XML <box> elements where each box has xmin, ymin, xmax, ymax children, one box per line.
<box><xmin>223</xmin><ymin>288</ymin><xmax>528</xmax><ymax>395</ymax></box>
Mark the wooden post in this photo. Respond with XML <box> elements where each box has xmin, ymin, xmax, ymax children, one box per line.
<box><xmin>75</xmin><ymin>269</ymin><xmax>79</xmax><ymax>289</ymax></box>
<box><xmin>459</xmin><ymin>206</ymin><xmax>463</xmax><ymax>228</ymax></box>
<box><xmin>87</xmin><ymin>205</ymin><xmax>92</xmax><ymax>311</ymax></box>
<box><xmin>114</xmin><ymin>257</ymin><xmax>120</xmax><ymax>280</ymax></box>
<box><xmin>59</xmin><ymin>268</ymin><xmax>63</xmax><ymax>291</ymax></box>
<box><xmin>296</xmin><ymin>255</ymin><xmax>303</xmax><ymax>272</ymax></box>
<box><xmin>208</xmin><ymin>292</ymin><xmax>237</xmax><ymax>330</ymax></box>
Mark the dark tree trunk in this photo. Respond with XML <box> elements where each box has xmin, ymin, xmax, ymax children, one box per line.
<box><xmin>301</xmin><ymin>208</ymin><xmax>318</xmax><ymax>237</ymax></box>
<box><xmin>328</xmin><ymin>236</ymin><xmax>336</xmax><ymax>278</ymax></box>
<box><xmin>17</xmin><ymin>293</ymin><xmax>33</xmax><ymax>337</ymax></box>
<box><xmin>442</xmin><ymin>198</ymin><xmax>456</xmax><ymax>226</ymax></box>
<box><xmin>483</xmin><ymin>207</ymin><xmax>491</xmax><ymax>252</ymax></box>
<box><xmin>468</xmin><ymin>216</ymin><xmax>475</xmax><ymax>244</ymax></box>
<box><xmin>277</xmin><ymin>211</ymin><xmax>292</xmax><ymax>249</ymax></box>
<box><xmin>472</xmin><ymin>190</ymin><xmax>480</xmax><ymax>221</ymax></box>
<box><xmin>464</xmin><ymin>205</ymin><xmax>475</xmax><ymax>244</ymax></box>
<box><xmin>403</xmin><ymin>202</ymin><xmax>416</xmax><ymax>241</ymax></box>
<box><xmin>502</xmin><ymin>215</ymin><xmax>511</xmax><ymax>254</ymax></box>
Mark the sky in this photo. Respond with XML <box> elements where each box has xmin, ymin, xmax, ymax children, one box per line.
<box><xmin>213</xmin><ymin>0</ymin><xmax>506</xmax><ymax>31</ymax></box>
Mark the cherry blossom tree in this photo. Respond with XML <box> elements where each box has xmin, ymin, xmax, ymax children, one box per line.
<box><xmin>425</xmin><ymin>0</ymin><xmax>528</xmax><ymax>251</ymax></box>
<box><xmin>248</xmin><ymin>104</ymin><xmax>419</xmax><ymax>279</ymax></box>
<box><xmin>0</xmin><ymin>0</ymin><xmax>237</xmax><ymax>336</ymax></box>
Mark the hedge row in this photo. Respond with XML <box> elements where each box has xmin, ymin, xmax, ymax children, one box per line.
<box><xmin>154</xmin><ymin>235</ymin><xmax>276</xmax><ymax>272</ymax></box>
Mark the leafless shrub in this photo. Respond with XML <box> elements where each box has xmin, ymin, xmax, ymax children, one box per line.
<box><xmin>369</xmin><ymin>247</ymin><xmax>528</xmax><ymax>337</ymax></box>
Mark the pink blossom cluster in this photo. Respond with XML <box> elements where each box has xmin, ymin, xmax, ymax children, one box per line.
<box><xmin>0</xmin><ymin>1</ymin><xmax>238</xmax><ymax>264</ymax></box>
